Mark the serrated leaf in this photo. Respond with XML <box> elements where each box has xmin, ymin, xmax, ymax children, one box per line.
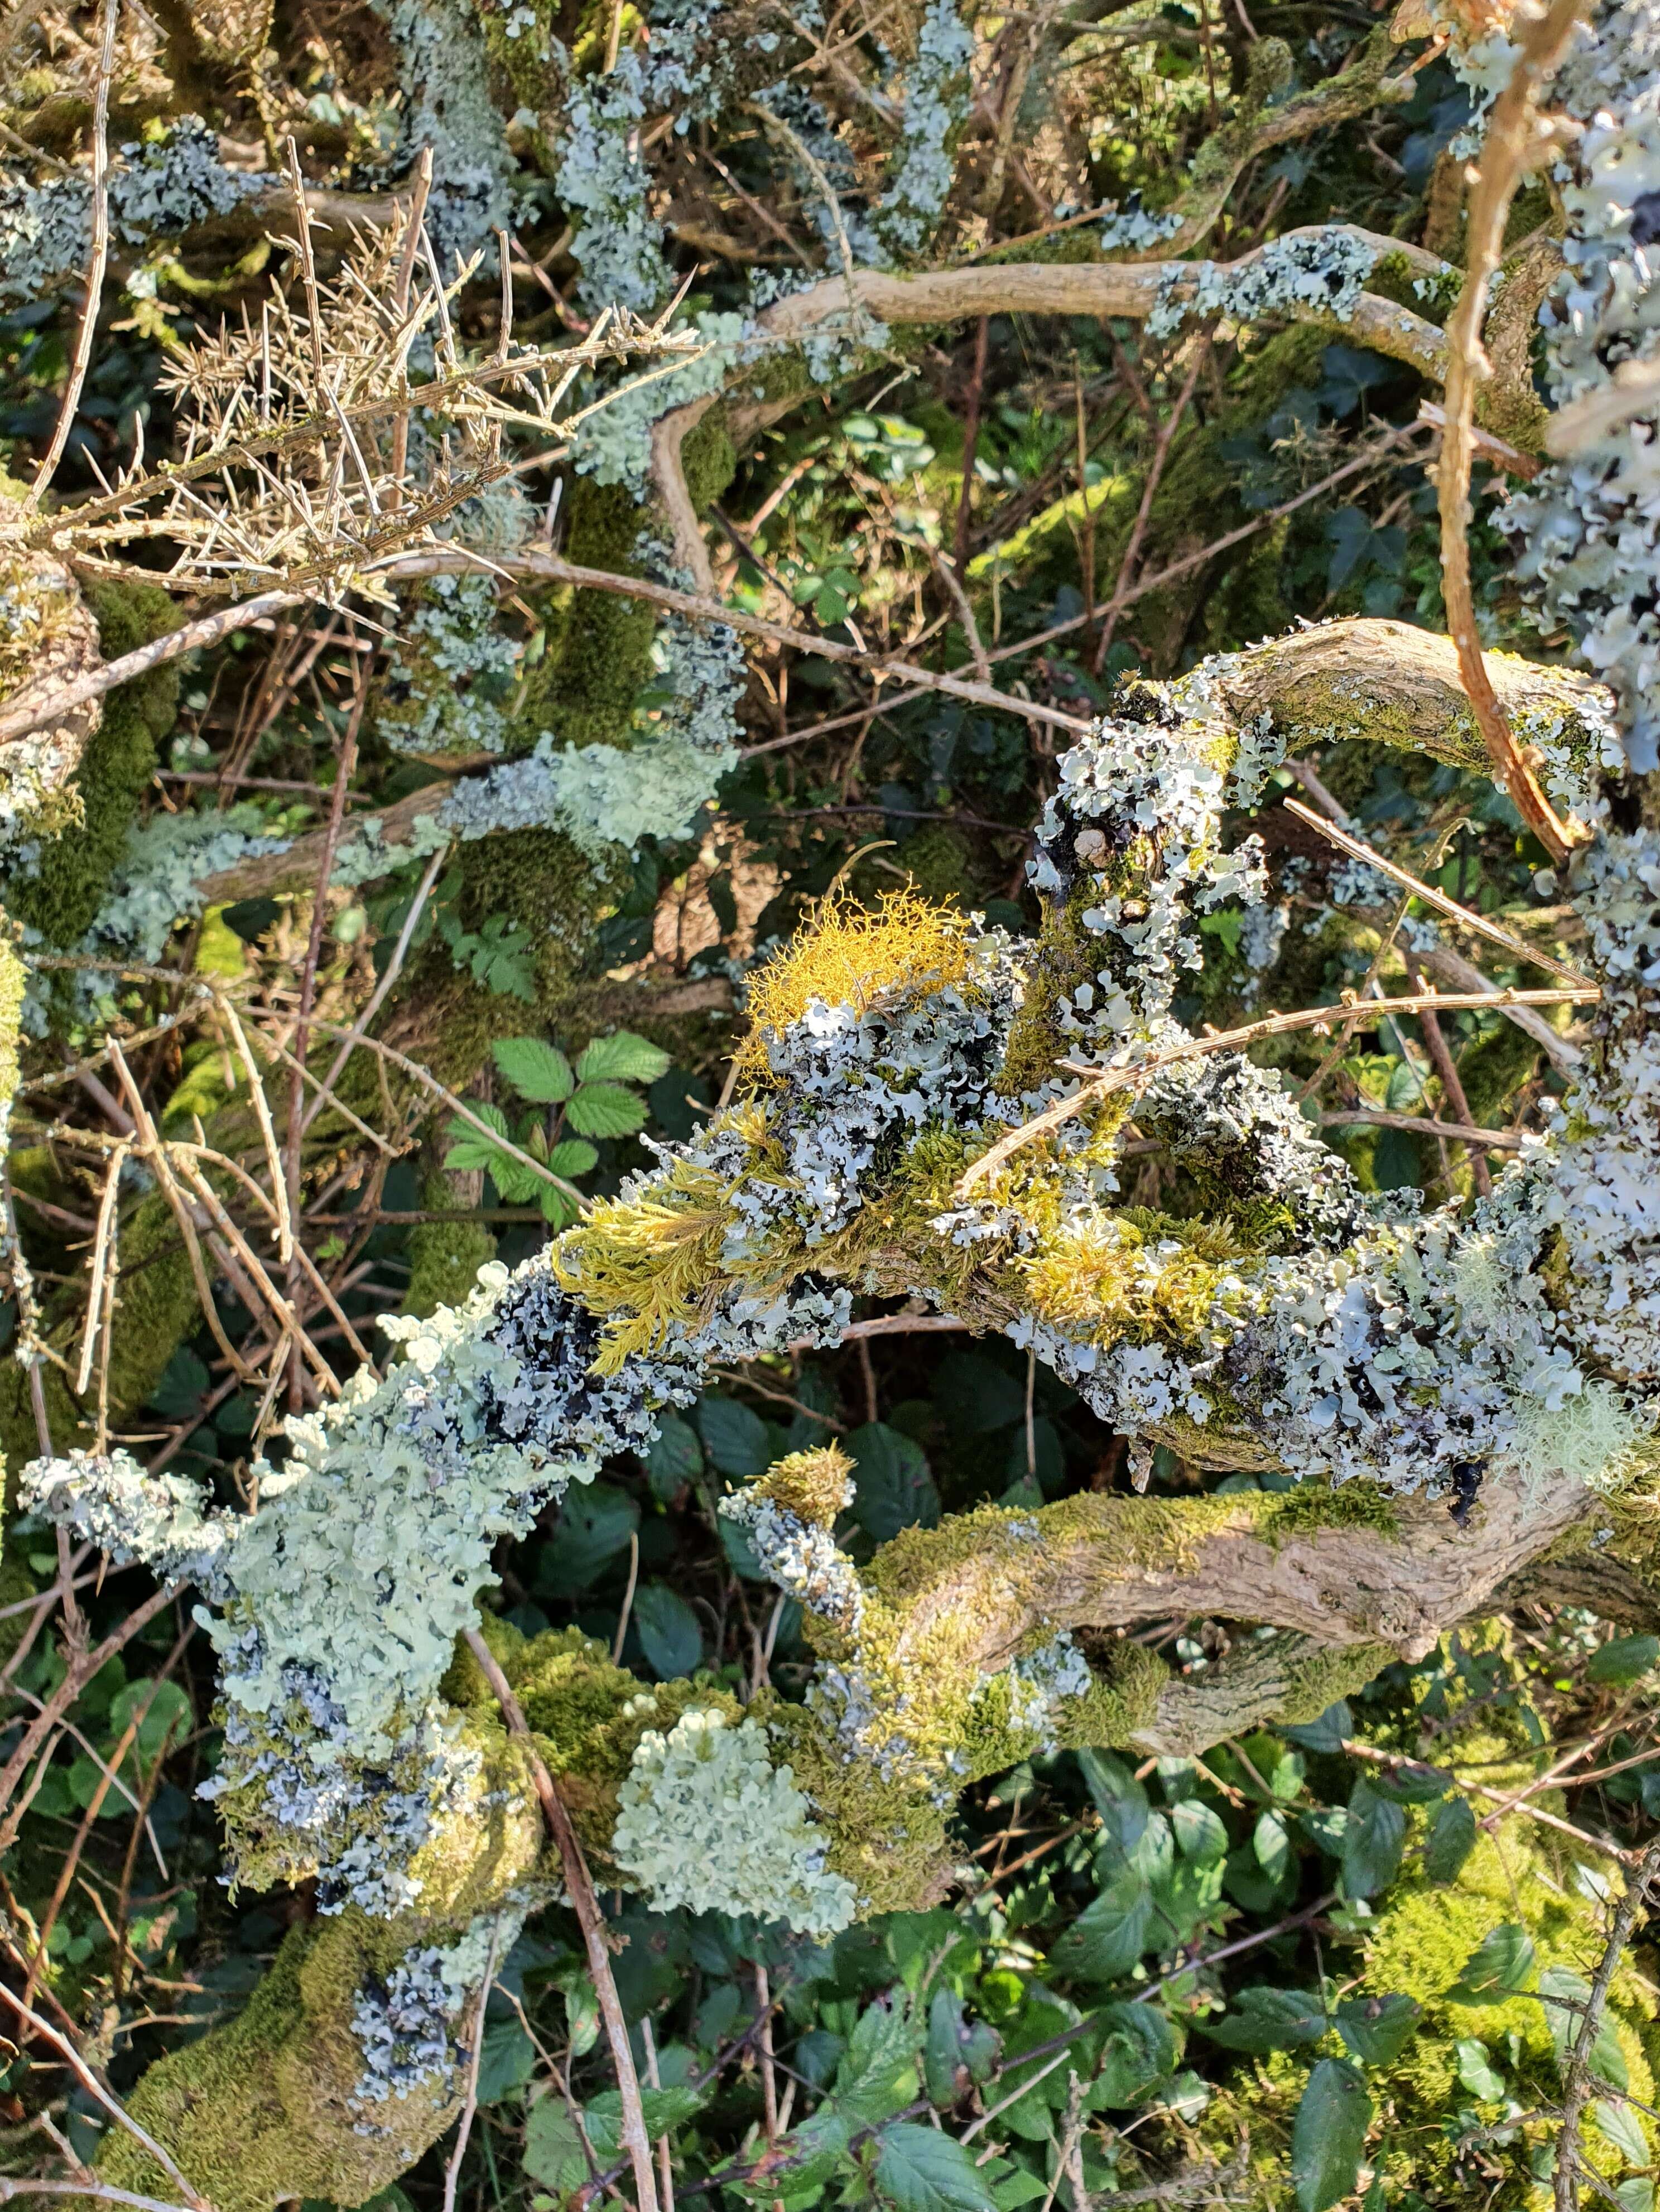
<box><xmin>444</xmin><ymin>1101</ymin><xmax>511</xmax><ymax>1173</ymax></box>
<box><xmin>633</xmin><ymin>1582</ymin><xmax>703</xmax><ymax>1679</ymax></box>
<box><xmin>475</xmin><ymin>2019</ymin><xmax>536</xmax><ymax>2105</ymax></box>
<box><xmin>834</xmin><ymin>1996</ymin><xmax>918</xmax><ymax>2127</ymax></box>
<box><xmin>577</xmin><ymin>1031</ymin><xmax>672</xmax><ymax>1085</ymax></box>
<box><xmin>1202</xmin><ymin>1986</ymin><xmax>1328</xmax><ymax>2053</ymax></box>
<box><xmin>491</xmin><ymin>1036</ymin><xmax>574</xmax><ymax>1103</ymax></box>
<box><xmin>1089</xmin><ymin>2002</ymin><xmax>1177</xmax><ymax>2107</ymax></box>
<box><xmin>646</xmin><ymin>1412</ymin><xmax>703</xmax><ymax>1499</ymax></box>
<box><xmin>1446</xmin><ymin>1924</ymin><xmax>1536</xmax><ymax>2005</ymax></box>
<box><xmin>566</xmin><ymin>1081</ymin><xmax>649</xmax><ymax>1138</ymax></box>
<box><xmin>546</xmin><ymin>1139</ymin><xmax>598</xmax><ymax>1178</ymax></box>
<box><xmin>1343</xmin><ymin>1779</ymin><xmax>1406</xmax><ymax>1898</ymax></box>
<box><xmin>1595</xmin><ymin>2098</ymin><xmax>1649</xmax><ymax>2166</ymax></box>
<box><xmin>1283</xmin><ymin>1700</ymin><xmax>1353</xmax><ymax>1754</ymax></box>
<box><xmin>522</xmin><ymin>2099</ymin><xmax>586</xmax><ymax>2191</ymax></box>
<box><xmin>1291</xmin><ymin>2059</ymin><xmax>1371</xmax><ymax>2212</ymax></box>
<box><xmin>924</xmin><ymin>1989</ymin><xmax>999</xmax><ymax>2109</ymax></box>
<box><xmin>874</xmin><ymin>2123</ymin><xmax>998</xmax><ymax>2212</ymax></box>
<box><xmin>848</xmin><ymin>1423</ymin><xmax>940</xmax><ymax>1542</ymax></box>
<box><xmin>698</xmin><ymin>1395</ymin><xmax>771</xmax><ymax>1478</ymax></box>
<box><xmin>1336</xmin><ymin>1992</ymin><xmax>1420</xmax><ymax>2067</ymax></box>
<box><xmin>1425</xmin><ymin>1794</ymin><xmax>1478</xmax><ymax>1884</ymax></box>
<box><xmin>1050</xmin><ymin>1869</ymin><xmax>1153</xmax><ymax>1983</ymax></box>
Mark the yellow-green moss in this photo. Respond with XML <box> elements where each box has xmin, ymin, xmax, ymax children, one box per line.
<box><xmin>404</xmin><ymin>1172</ymin><xmax>496</xmax><ymax>1321</ymax></box>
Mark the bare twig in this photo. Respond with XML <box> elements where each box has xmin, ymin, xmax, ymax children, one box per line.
<box><xmin>440</xmin><ymin>1917</ymin><xmax>503</xmax><ymax>2212</ymax></box>
<box><xmin>461</xmin><ymin>1628</ymin><xmax>660</xmax><ymax>2212</ymax></box>
<box><xmin>1555</xmin><ymin>1836</ymin><xmax>1660</xmax><ymax>2210</ymax></box>
<box><xmin>27</xmin><ymin>0</ymin><xmax>118</xmax><ymax>506</ymax></box>
<box><xmin>1436</xmin><ymin>0</ymin><xmax>1587</xmax><ymax>864</ymax></box>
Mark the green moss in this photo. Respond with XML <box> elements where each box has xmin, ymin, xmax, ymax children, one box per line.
<box><xmin>403</xmin><ymin>1173</ymin><xmax>496</xmax><ymax>1319</ymax></box>
<box><xmin>525</xmin><ymin>478</ymin><xmax>658</xmax><ymax>753</ymax></box>
<box><xmin>9</xmin><ymin>579</ymin><xmax>179</xmax><ymax>953</ymax></box>
<box><xmin>681</xmin><ymin>410</ymin><xmax>738</xmax><ymax>515</ymax></box>
<box><xmin>1457</xmin><ymin>1016</ymin><xmax>1543</xmax><ymax>1125</ymax></box>
<box><xmin>1263</xmin><ymin>1478</ymin><xmax>1399</xmax><ymax>1545</ymax></box>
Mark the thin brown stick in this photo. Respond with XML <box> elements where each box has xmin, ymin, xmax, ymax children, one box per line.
<box><xmin>1555</xmin><ymin>1836</ymin><xmax>1660</xmax><ymax>2210</ymax></box>
<box><xmin>1094</xmin><ymin>341</ymin><xmax>1206</xmax><ymax>669</ymax></box>
<box><xmin>27</xmin><ymin>0</ymin><xmax>118</xmax><ymax>506</ymax></box>
<box><xmin>955</xmin><ymin>316</ymin><xmax>990</xmax><ymax>574</ymax></box>
<box><xmin>955</xmin><ymin>986</ymin><xmax>1598</xmax><ymax>1196</ymax></box>
<box><xmin>283</xmin><ymin>649</ymin><xmax>369</xmax><ymax>1406</ymax></box>
<box><xmin>1320</xmin><ymin>1107</ymin><xmax>1523</xmax><ymax>1151</ymax></box>
<box><xmin>440</xmin><ymin>1916</ymin><xmax>502</xmax><ymax>2212</ymax></box>
<box><xmin>1282</xmin><ymin>797</ymin><xmax>1590</xmax><ymax>986</ymax></box>
<box><xmin>1436</xmin><ymin>0</ymin><xmax>1587</xmax><ymax>866</ymax></box>
<box><xmin>300</xmin><ymin>840</ymin><xmax>448</xmax><ymax>1136</ymax></box>
<box><xmin>460</xmin><ymin>1628</ymin><xmax>660</xmax><ymax>2212</ymax></box>
<box><xmin>0</xmin><ymin>1958</ymin><xmax>209</xmax><ymax>2208</ymax></box>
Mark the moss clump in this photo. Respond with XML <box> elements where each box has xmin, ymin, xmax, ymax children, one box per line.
<box><xmin>524</xmin><ymin>478</ymin><xmax>657</xmax><ymax>753</ymax></box>
<box><xmin>1263</xmin><ymin>1477</ymin><xmax>1399</xmax><ymax>1545</ymax></box>
<box><xmin>94</xmin><ymin>1910</ymin><xmax>476</xmax><ymax>2212</ymax></box>
<box><xmin>8</xmin><ymin>577</ymin><xmax>179</xmax><ymax>953</ymax></box>
<box><xmin>754</xmin><ymin>1444</ymin><xmax>855</xmax><ymax>1527</ymax></box>
<box><xmin>403</xmin><ymin>1173</ymin><xmax>496</xmax><ymax>1321</ymax></box>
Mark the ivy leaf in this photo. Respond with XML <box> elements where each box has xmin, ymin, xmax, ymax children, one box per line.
<box><xmin>632</xmin><ymin>1582</ymin><xmax>703</xmax><ymax>1679</ymax></box>
<box><xmin>1454</xmin><ymin>2037</ymin><xmax>1505</xmax><ymax>2102</ymax></box>
<box><xmin>1202</xmin><ymin>1987</ymin><xmax>1328</xmax><ymax>2053</ymax></box>
<box><xmin>1336</xmin><ymin>1993</ymin><xmax>1421</xmax><ymax>2067</ymax></box>
<box><xmin>566</xmin><ymin>1081</ymin><xmax>649</xmax><ymax>1138</ymax></box>
<box><xmin>1291</xmin><ymin>2059</ymin><xmax>1372</xmax><ymax>2212</ymax></box>
<box><xmin>1424</xmin><ymin>1795</ymin><xmax>1478</xmax><ymax>1885</ymax></box>
<box><xmin>577</xmin><ymin>1031</ymin><xmax>672</xmax><ymax>1085</ymax></box>
<box><xmin>1342</xmin><ymin>1780</ymin><xmax>1407</xmax><ymax>1898</ymax></box>
<box><xmin>1049</xmin><ymin>1869</ymin><xmax>1153</xmax><ymax>1982</ymax></box>
<box><xmin>108</xmin><ymin>1679</ymin><xmax>191</xmax><ymax>1763</ymax></box>
<box><xmin>491</xmin><ymin>1036</ymin><xmax>574</xmax><ymax>1103</ymax></box>
<box><xmin>874</xmin><ymin>2122</ymin><xmax>998</xmax><ymax>2212</ymax></box>
<box><xmin>1446</xmin><ymin>1924</ymin><xmax>1536</xmax><ymax>2006</ymax></box>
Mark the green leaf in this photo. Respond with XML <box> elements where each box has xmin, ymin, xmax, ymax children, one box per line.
<box><xmin>1446</xmin><ymin>1924</ymin><xmax>1536</xmax><ymax>2005</ymax></box>
<box><xmin>1089</xmin><ymin>2003</ymin><xmax>1177</xmax><ymax>2107</ymax></box>
<box><xmin>1425</xmin><ymin>1794</ymin><xmax>1478</xmax><ymax>1884</ymax></box>
<box><xmin>108</xmin><ymin>1678</ymin><xmax>191</xmax><ymax>1762</ymax></box>
<box><xmin>874</xmin><ymin>2123</ymin><xmax>998</xmax><ymax>2212</ymax></box>
<box><xmin>1202</xmin><ymin>1987</ymin><xmax>1328</xmax><ymax>2054</ymax></box>
<box><xmin>475</xmin><ymin>2020</ymin><xmax>536</xmax><ymax>2105</ymax></box>
<box><xmin>1291</xmin><ymin>2059</ymin><xmax>1372</xmax><ymax>2212</ymax></box>
<box><xmin>698</xmin><ymin>1394</ymin><xmax>771</xmax><ymax>1478</ymax></box>
<box><xmin>443</xmin><ymin>1101</ymin><xmax>511</xmax><ymax>1173</ymax></box>
<box><xmin>1283</xmin><ymin>1700</ymin><xmax>1352</xmax><ymax>1755</ymax></box>
<box><xmin>1077</xmin><ymin>1752</ymin><xmax>1149</xmax><ymax>1866</ymax></box>
<box><xmin>546</xmin><ymin>1139</ymin><xmax>598</xmax><ymax>1179</ymax></box>
<box><xmin>925</xmin><ymin>1989</ymin><xmax>999</xmax><ymax>2109</ymax></box>
<box><xmin>522</xmin><ymin>2099</ymin><xmax>587</xmax><ymax>2191</ymax></box>
<box><xmin>1170</xmin><ymin>1799</ymin><xmax>1228</xmax><ymax>1865</ymax></box>
<box><xmin>566</xmin><ymin>1081</ymin><xmax>649</xmax><ymax>1138</ymax></box>
<box><xmin>491</xmin><ymin>1037</ymin><xmax>574</xmax><ymax>1103</ymax></box>
<box><xmin>1539</xmin><ymin>1966</ymin><xmax>1629</xmax><ymax>2091</ymax></box>
<box><xmin>646</xmin><ymin>1413</ymin><xmax>703</xmax><ymax>1500</ymax></box>
<box><xmin>633</xmin><ymin>1582</ymin><xmax>703</xmax><ymax>1679</ymax></box>
<box><xmin>1343</xmin><ymin>1780</ymin><xmax>1406</xmax><ymax>1898</ymax></box>
<box><xmin>848</xmin><ymin>1423</ymin><xmax>940</xmax><ymax>1542</ymax></box>
<box><xmin>1366</xmin><ymin>1760</ymin><xmax>1452</xmax><ymax>1805</ymax></box>
<box><xmin>1050</xmin><ymin>1869</ymin><xmax>1153</xmax><ymax>1983</ymax></box>
<box><xmin>1336</xmin><ymin>1993</ymin><xmax>1420</xmax><ymax>2067</ymax></box>
<box><xmin>1589</xmin><ymin>1634</ymin><xmax>1660</xmax><ymax>1684</ymax></box>
<box><xmin>1595</xmin><ymin>2099</ymin><xmax>1649</xmax><ymax>2166</ymax></box>
<box><xmin>834</xmin><ymin>1996</ymin><xmax>918</xmax><ymax>2127</ymax></box>
<box><xmin>576</xmin><ymin>1032</ymin><xmax>672</xmax><ymax>1085</ymax></box>
<box><xmin>536</xmin><ymin>1483</ymin><xmax>639</xmax><ymax>1597</ymax></box>
<box><xmin>1454</xmin><ymin>2037</ymin><xmax>1505</xmax><ymax>2103</ymax></box>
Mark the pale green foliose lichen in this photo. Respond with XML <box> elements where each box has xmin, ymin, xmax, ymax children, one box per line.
<box><xmin>609</xmin><ymin>1707</ymin><xmax>857</xmax><ymax>1937</ymax></box>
